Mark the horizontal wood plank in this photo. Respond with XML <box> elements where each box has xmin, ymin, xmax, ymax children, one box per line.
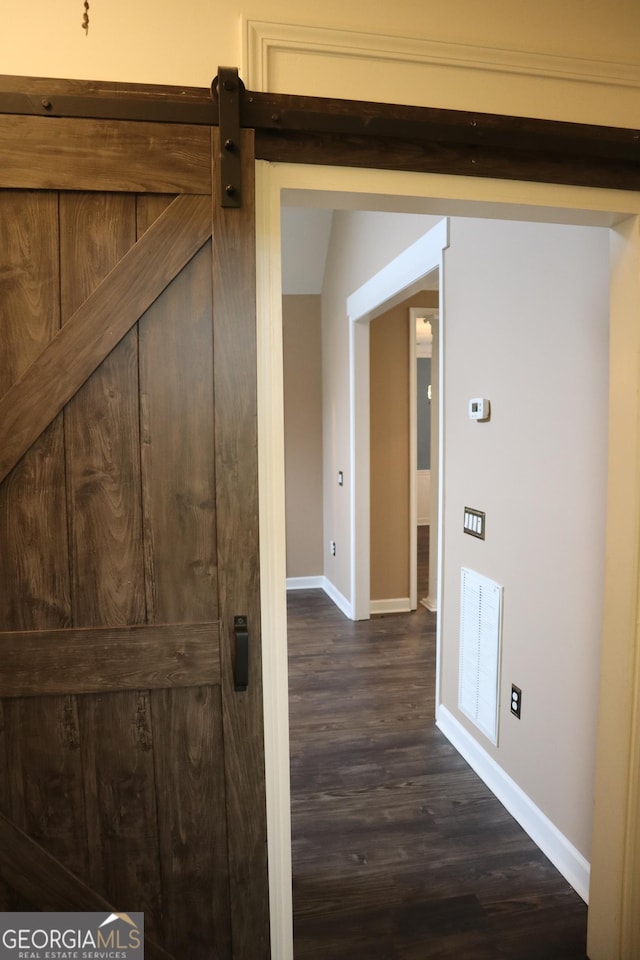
<box><xmin>2</xmin><ymin>75</ymin><xmax>638</xmax><ymax>193</ymax></box>
<box><xmin>255</xmin><ymin>129</ymin><xmax>640</xmax><ymax>192</ymax></box>
<box><xmin>0</xmin><ymin>193</ymin><xmax>212</xmax><ymax>485</ymax></box>
<box><xmin>0</xmin><ymin>115</ymin><xmax>211</xmax><ymax>192</ymax></box>
<box><xmin>0</xmin><ymin>813</ymin><xmax>176</xmax><ymax>960</ymax></box>
<box><xmin>0</xmin><ymin>73</ymin><xmax>213</xmax><ymax>100</ymax></box>
<box><xmin>246</xmin><ymin>90</ymin><xmax>640</xmax><ymax>160</ymax></box>
<box><xmin>2</xmin><ymin>73</ymin><xmax>639</xmax><ymax>160</ymax></box>
<box><xmin>0</xmin><ymin>623</ymin><xmax>220</xmax><ymax>697</ymax></box>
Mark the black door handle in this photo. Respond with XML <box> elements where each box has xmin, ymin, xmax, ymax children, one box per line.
<box><xmin>234</xmin><ymin>615</ymin><xmax>249</xmax><ymax>691</ymax></box>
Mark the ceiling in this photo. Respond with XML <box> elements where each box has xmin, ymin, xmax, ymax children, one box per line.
<box><xmin>281</xmin><ymin>207</ymin><xmax>333</xmax><ymax>295</ymax></box>
<box><xmin>281</xmin><ymin>206</ymin><xmax>442</xmax><ymax>302</ymax></box>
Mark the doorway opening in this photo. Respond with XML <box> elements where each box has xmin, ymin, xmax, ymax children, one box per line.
<box><xmin>410</xmin><ymin>301</ymin><xmax>439</xmax><ymax>612</ymax></box>
<box><xmin>256</xmin><ymin>161</ymin><xmax>637</xmax><ymax>960</ymax></box>
<box><xmin>347</xmin><ymin>217</ymin><xmax>447</xmax><ymax>623</ymax></box>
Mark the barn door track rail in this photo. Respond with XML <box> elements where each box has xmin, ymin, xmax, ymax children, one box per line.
<box><xmin>1</xmin><ymin>67</ymin><xmax>640</xmax><ymax>198</ymax></box>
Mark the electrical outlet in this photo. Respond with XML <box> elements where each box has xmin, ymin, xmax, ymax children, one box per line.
<box><xmin>330</xmin><ymin>540</ymin><xmax>336</xmax><ymax>557</ymax></box>
<box><xmin>510</xmin><ymin>684</ymin><xmax>522</xmax><ymax>719</ymax></box>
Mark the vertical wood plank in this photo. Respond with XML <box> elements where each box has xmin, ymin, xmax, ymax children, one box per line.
<box><xmin>152</xmin><ymin>686</ymin><xmax>231</xmax><ymax>960</ymax></box>
<box><xmin>4</xmin><ymin>696</ymin><xmax>88</xmax><ymax>880</ymax></box>
<box><xmin>0</xmin><ymin>191</ymin><xmax>60</xmax><ymax>395</ymax></box>
<box><xmin>0</xmin><ymin>191</ymin><xmax>70</xmax><ymax>631</ymax></box>
<box><xmin>79</xmin><ymin>691</ymin><xmax>163</xmax><ymax>937</ymax></box>
<box><xmin>137</xmin><ymin>195</ymin><xmax>217</xmax><ymax>625</ymax></box>
<box><xmin>137</xmin><ymin>194</ymin><xmax>230</xmax><ymax>957</ymax></box>
<box><xmin>0</xmin><ymin>423</ymin><xmax>70</xmax><ymax>629</ymax></box>
<box><xmin>59</xmin><ymin>193</ymin><xmax>162</xmax><ymax>932</ymax></box>
<box><xmin>0</xmin><ymin>703</ymin><xmax>26</xmax><ymax>910</ymax></box>
<box><xmin>60</xmin><ymin>192</ymin><xmax>146</xmax><ymax>627</ymax></box>
<box><xmin>212</xmin><ymin>128</ymin><xmax>270</xmax><ymax>959</ymax></box>
<box><xmin>0</xmin><ymin>705</ymin><xmax>9</xmax><ymax>818</ymax></box>
<box><xmin>0</xmin><ymin>191</ymin><xmax>82</xmax><ymax>899</ymax></box>
<box><xmin>136</xmin><ymin>194</ymin><xmax>174</xmax><ymax>234</ymax></box>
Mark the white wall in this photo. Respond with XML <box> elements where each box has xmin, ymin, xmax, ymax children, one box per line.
<box><xmin>440</xmin><ymin>217</ymin><xmax>609</xmax><ymax>858</ymax></box>
<box><xmin>320</xmin><ymin>211</ymin><xmax>443</xmax><ymax>601</ymax></box>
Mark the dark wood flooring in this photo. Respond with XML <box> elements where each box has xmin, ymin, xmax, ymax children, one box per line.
<box><xmin>287</xmin><ymin>528</ymin><xmax>589</xmax><ymax>959</ymax></box>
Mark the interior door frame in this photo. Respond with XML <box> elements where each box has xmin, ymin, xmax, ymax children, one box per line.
<box><xmin>2</xmin><ymin>73</ymin><xmax>640</xmax><ymax>960</ymax></box>
<box><xmin>256</xmin><ymin>162</ymin><xmax>640</xmax><ymax>960</ymax></box>
<box><xmin>346</xmin><ymin>219</ymin><xmax>449</xmax><ymax>621</ymax></box>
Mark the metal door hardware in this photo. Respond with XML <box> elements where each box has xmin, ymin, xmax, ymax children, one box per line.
<box><xmin>212</xmin><ymin>66</ymin><xmax>243</xmax><ymax>208</ymax></box>
<box><xmin>234</xmin><ymin>615</ymin><xmax>249</xmax><ymax>691</ymax></box>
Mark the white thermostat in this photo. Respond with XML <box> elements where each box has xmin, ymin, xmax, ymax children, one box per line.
<box><xmin>469</xmin><ymin>397</ymin><xmax>490</xmax><ymax>421</ymax></box>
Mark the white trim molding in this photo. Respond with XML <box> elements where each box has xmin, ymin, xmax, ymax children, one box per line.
<box><xmin>347</xmin><ymin>221</ymin><xmax>449</xmax><ymax>322</ymax></box>
<box><xmin>244</xmin><ymin>21</ymin><xmax>640</xmax><ymax>91</ymax></box>
<box><xmin>370</xmin><ymin>597</ymin><xmax>412</xmax><ymax>615</ymax></box>
<box><xmin>347</xmin><ymin>218</ymin><xmax>449</xmax><ymax>652</ymax></box>
<box><xmin>436</xmin><ymin>705</ymin><xmax>591</xmax><ymax>903</ymax></box>
<box><xmin>417</xmin><ymin>469</ymin><xmax>431</xmax><ymax>526</ymax></box>
<box><xmin>243</xmin><ymin>20</ymin><xmax>640</xmax><ymax>132</ymax></box>
<box><xmin>322</xmin><ymin>577</ymin><xmax>354</xmax><ymax>619</ymax></box>
<box><xmin>286</xmin><ymin>576</ymin><xmax>357</xmax><ymax>619</ymax></box>
<box><xmin>255</xmin><ymin>163</ymin><xmax>294</xmax><ymax>960</ymax></box>
<box><xmin>286</xmin><ymin>576</ymin><xmax>325</xmax><ymax>590</ymax></box>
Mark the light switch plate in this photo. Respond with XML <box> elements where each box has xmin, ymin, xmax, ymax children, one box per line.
<box><xmin>464</xmin><ymin>507</ymin><xmax>486</xmax><ymax>539</ymax></box>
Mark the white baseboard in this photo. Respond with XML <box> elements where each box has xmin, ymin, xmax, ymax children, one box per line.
<box><xmin>286</xmin><ymin>576</ymin><xmax>355</xmax><ymax>619</ymax></box>
<box><xmin>370</xmin><ymin>597</ymin><xmax>412</xmax><ymax>615</ymax></box>
<box><xmin>286</xmin><ymin>576</ymin><xmax>324</xmax><ymax>590</ymax></box>
<box><xmin>321</xmin><ymin>577</ymin><xmax>354</xmax><ymax>619</ymax></box>
<box><xmin>436</xmin><ymin>705</ymin><xmax>590</xmax><ymax>903</ymax></box>
<box><xmin>420</xmin><ymin>596</ymin><xmax>437</xmax><ymax>612</ymax></box>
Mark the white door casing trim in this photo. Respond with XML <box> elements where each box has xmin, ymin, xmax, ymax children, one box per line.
<box><xmin>242</xmin><ymin>20</ymin><xmax>640</xmax><ymax>132</ymax></box>
<box><xmin>256</xmin><ymin>160</ymin><xmax>640</xmax><ymax>960</ymax></box>
<box><xmin>243</xmin><ymin>20</ymin><xmax>640</xmax><ymax>95</ymax></box>
<box><xmin>417</xmin><ymin>470</ymin><xmax>431</xmax><ymax>526</ymax></box>
<box><xmin>346</xmin><ymin>218</ymin><xmax>449</xmax><ymax>623</ymax></box>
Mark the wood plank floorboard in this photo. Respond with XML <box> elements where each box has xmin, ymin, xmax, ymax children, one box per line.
<box><xmin>287</xmin><ymin>540</ymin><xmax>588</xmax><ymax>959</ymax></box>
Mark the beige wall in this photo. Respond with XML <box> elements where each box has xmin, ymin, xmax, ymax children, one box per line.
<box><xmin>282</xmin><ymin>295</ymin><xmax>323</xmax><ymax>578</ymax></box>
<box><xmin>321</xmin><ymin>207</ymin><xmax>608</xmax><ymax>863</ymax></box>
<box><xmin>441</xmin><ymin>217</ymin><xmax>609</xmax><ymax>858</ymax></box>
<box><xmin>369</xmin><ymin>291</ymin><xmax>435</xmax><ymax>601</ymax></box>
<box><xmin>2</xmin><ymin>2</ymin><xmax>639</xmax><ymax>128</ymax></box>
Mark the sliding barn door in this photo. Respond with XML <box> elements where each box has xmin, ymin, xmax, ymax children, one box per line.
<box><xmin>0</xmin><ymin>115</ymin><xmax>268</xmax><ymax>959</ymax></box>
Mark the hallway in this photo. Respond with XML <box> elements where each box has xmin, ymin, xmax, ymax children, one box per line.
<box><xmin>287</xmin><ymin>584</ymin><xmax>588</xmax><ymax>959</ymax></box>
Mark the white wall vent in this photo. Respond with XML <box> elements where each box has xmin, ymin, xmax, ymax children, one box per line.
<box><xmin>458</xmin><ymin>567</ymin><xmax>503</xmax><ymax>745</ymax></box>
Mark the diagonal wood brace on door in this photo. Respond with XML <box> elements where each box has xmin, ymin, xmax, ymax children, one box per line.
<box><xmin>212</xmin><ymin>66</ymin><xmax>243</xmax><ymax>208</ymax></box>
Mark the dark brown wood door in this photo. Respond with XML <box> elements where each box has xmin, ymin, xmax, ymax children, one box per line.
<box><xmin>0</xmin><ymin>117</ymin><xmax>268</xmax><ymax>960</ymax></box>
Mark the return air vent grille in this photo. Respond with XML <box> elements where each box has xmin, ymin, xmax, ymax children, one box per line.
<box><xmin>458</xmin><ymin>567</ymin><xmax>503</xmax><ymax>745</ymax></box>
